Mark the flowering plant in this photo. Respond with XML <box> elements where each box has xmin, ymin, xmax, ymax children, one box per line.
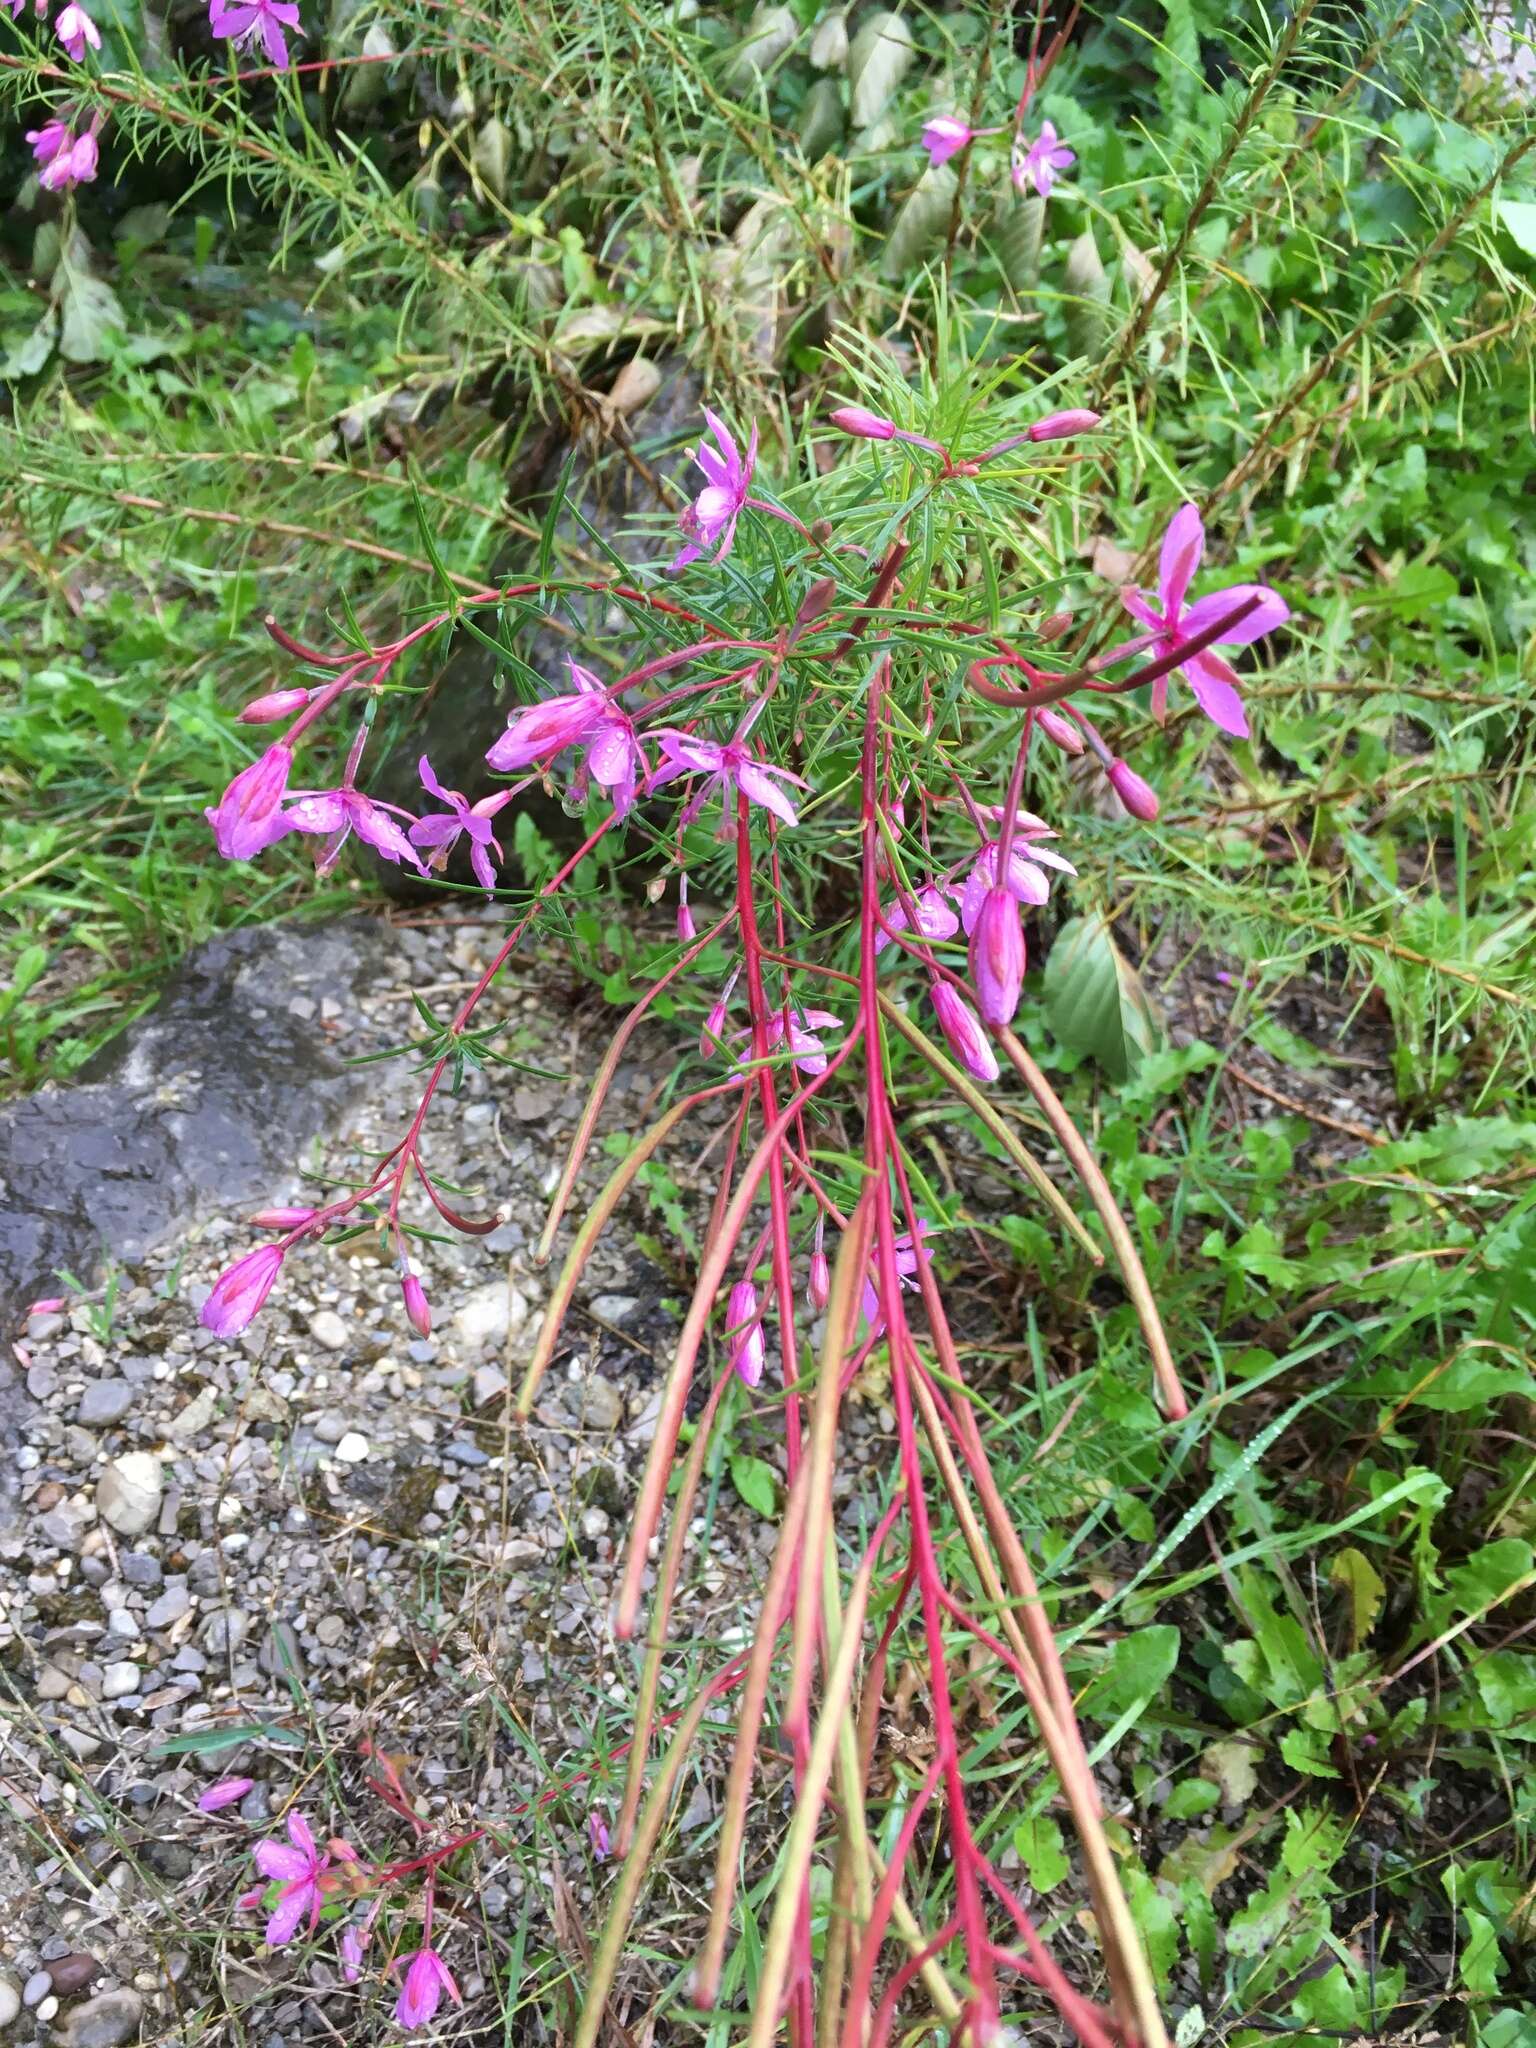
<box><xmin>190</xmin><ymin>341</ymin><xmax>1289</xmax><ymax>2045</ymax></box>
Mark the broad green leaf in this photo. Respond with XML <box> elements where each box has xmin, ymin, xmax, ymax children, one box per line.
<box><xmin>881</xmin><ymin>164</ymin><xmax>958</xmax><ymax>279</ymax></box>
<box><xmin>729</xmin><ymin>1452</ymin><xmax>778</xmax><ymax>1517</ymax></box>
<box><xmin>1280</xmin><ymin>1726</ymin><xmax>1339</xmax><ymax>1778</ymax></box>
<box><xmin>1331</xmin><ymin>1547</ymin><xmax>1386</xmax><ymax>1648</ymax></box>
<box><xmin>1063</xmin><ymin>231</ymin><xmax>1111</xmax><ymax>360</ymax></box>
<box><xmin>848</xmin><ymin>10</ymin><xmax>913</xmax><ymax>127</ymax></box>
<box><xmin>1042</xmin><ymin>915</ymin><xmax>1158</xmax><ymax>1081</ymax></box>
<box><xmin>1012</xmin><ymin>1814</ymin><xmax>1069</xmax><ymax>1892</ymax></box>
<box><xmin>58</xmin><ymin>265</ymin><xmax>126</xmax><ymax>364</ymax></box>
<box><xmin>1091</xmin><ymin>1623</ymin><xmax>1179</xmax><ymax>1711</ymax></box>
<box><xmin>1163</xmin><ymin>1779</ymin><xmax>1219</xmax><ymax>1821</ymax></box>
<box><xmin>2</xmin><ymin>305</ymin><xmax>58</xmax><ymax>380</ymax></box>
<box><xmin>1495</xmin><ymin>199</ymin><xmax>1536</xmax><ymax>259</ymax></box>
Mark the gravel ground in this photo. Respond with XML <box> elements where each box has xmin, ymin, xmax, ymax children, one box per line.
<box><xmin>0</xmin><ymin>908</ymin><xmax>835</xmax><ymax>2047</ymax></box>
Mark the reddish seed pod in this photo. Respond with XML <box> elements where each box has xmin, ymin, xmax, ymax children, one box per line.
<box><xmin>248</xmin><ymin>1207</ymin><xmax>318</xmax><ymax>1229</ymax></box>
<box><xmin>1038</xmin><ymin>611</ymin><xmax>1073</xmax><ymax>643</ymax></box>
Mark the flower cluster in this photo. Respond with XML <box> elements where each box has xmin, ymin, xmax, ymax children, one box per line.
<box><xmin>20</xmin><ymin>0</ymin><xmax>303</xmax><ymax>200</ymax></box>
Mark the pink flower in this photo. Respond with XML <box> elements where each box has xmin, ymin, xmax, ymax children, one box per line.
<box><xmin>970</xmin><ymin>887</ymin><xmax>1025</xmax><ymax>1027</ymax></box>
<box><xmin>920</xmin><ymin>115</ymin><xmax>973</xmax><ymax>167</ymax></box>
<box><xmin>54</xmin><ymin>2</ymin><xmax>99</xmax><ymax>58</ymax></box>
<box><xmin>649</xmin><ymin>731</ymin><xmax>807</xmax><ymax>828</ymax></box>
<box><xmin>252</xmin><ymin>1811</ymin><xmax>330</xmax><ymax>1947</ymax></box>
<box><xmin>201</xmin><ymin>1244</ymin><xmax>285</xmax><ymax>1339</ymax></box>
<box><xmin>829</xmin><ymin>405</ymin><xmax>897</xmax><ymax>440</ymax></box>
<box><xmin>676</xmin><ymin>883</ymin><xmax>696</xmax><ymax>942</ymax></box>
<box><xmin>671</xmin><ymin>410</ymin><xmax>757</xmax><ymax>571</ymax></box>
<box><xmin>208</xmin><ymin>0</ymin><xmax>302</xmax><ymax>68</ymax></box>
<box><xmin>394</xmin><ymin>1947</ymin><xmax>461</xmax><ymax>2030</ymax></box>
<box><xmin>339</xmin><ymin>1926</ymin><xmax>367</xmax><ymax>1984</ymax></box>
<box><xmin>248</xmin><ymin>1207</ymin><xmax>317</xmax><ymax>1228</ymax></box>
<box><xmin>727</xmin><ymin>1279</ymin><xmax>765</xmax><ymax>1388</ymax></box>
<box><xmin>875</xmin><ymin>882</ymin><xmax>959</xmax><ymax>954</ymax></box>
<box><xmin>582</xmin><ymin>714</ymin><xmax>644</xmax><ymax>818</ymax></box>
<box><xmin>1012</xmin><ymin>121</ymin><xmax>1075</xmax><ymax>198</ymax></box>
<box><xmin>205</xmin><ymin>744</ymin><xmax>294</xmax><ymax>860</ymax></box>
<box><xmin>401</xmin><ymin>1273</ymin><xmax>431</xmax><ymax>1338</ymax></box>
<box><xmin>485</xmin><ymin>660</ymin><xmax>609</xmax><ymax>772</ymax></box>
<box><xmin>588</xmin><ymin>1812</ymin><xmax>611</xmax><ymax>1859</ymax></box>
<box><xmin>861</xmin><ymin>1221</ymin><xmax>932</xmax><ymax>1332</ymax></box>
<box><xmin>760</xmin><ymin>1006</ymin><xmax>841</xmax><ymax>1077</ymax></box>
<box><xmin>198</xmin><ymin>1776</ymin><xmax>254</xmax><ymax>1813</ymax></box>
<box><xmin>283</xmin><ymin>787</ymin><xmax>427</xmax><ymax>874</ymax></box>
<box><xmin>958</xmin><ymin>824</ymin><xmax>1074</xmax><ymax>935</ymax></box>
<box><xmin>1107</xmin><ymin>758</ymin><xmax>1159</xmax><ymax>821</ymax></box>
<box><xmin>1112</xmin><ymin>502</ymin><xmax>1289</xmax><ymax>737</ymax></box>
<box><xmin>409</xmin><ymin>756</ymin><xmax>508</xmax><ymax>892</ymax></box>
<box><xmin>930</xmin><ymin>982</ymin><xmax>998</xmax><ymax>1083</ymax></box>
<box><xmin>238</xmin><ymin>688</ymin><xmax>311</xmax><ymax>725</ymax></box>
<box><xmin>26</xmin><ymin>1297</ymin><xmax>66</xmax><ymax>1316</ymax></box>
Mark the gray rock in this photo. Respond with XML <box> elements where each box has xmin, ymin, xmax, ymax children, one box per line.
<box><xmin>453</xmin><ymin>1283</ymin><xmax>511</xmax><ymax>1348</ymax></box>
<box><xmin>119</xmin><ymin>1552</ymin><xmax>162</xmax><ymax>1589</ymax></box>
<box><xmin>589</xmin><ymin>1292</ymin><xmax>639</xmax><ymax>1325</ymax></box>
<box><xmin>56</xmin><ymin>1988</ymin><xmax>143</xmax><ymax>2048</ymax></box>
<box><xmin>76</xmin><ymin>1380</ymin><xmax>136</xmax><ymax>1427</ymax></box>
<box><xmin>96</xmin><ymin>1455</ymin><xmax>162</xmax><ymax>1537</ymax></box>
<box><xmin>578</xmin><ymin>1377</ymin><xmax>624</xmax><ymax>1431</ymax></box>
<box><xmin>144</xmin><ymin>1585</ymin><xmax>191</xmax><ymax>1630</ymax></box>
<box><xmin>307</xmin><ymin>1310</ymin><xmax>349</xmax><ymax>1352</ymax></box>
<box><xmin>200</xmin><ymin>1608</ymin><xmax>248</xmax><ymax>1656</ymax></box>
<box><xmin>258</xmin><ymin>1622</ymin><xmax>304</xmax><ymax>1680</ymax></box>
<box><xmin>22</xmin><ymin>1974</ymin><xmax>50</xmax><ymax>2009</ymax></box>
<box><xmin>100</xmin><ymin>1662</ymin><xmax>140</xmax><ymax>1700</ymax></box>
<box><xmin>0</xmin><ymin>922</ymin><xmax>393</xmax><ymax>1519</ymax></box>
<box><xmin>0</xmin><ymin>1979</ymin><xmax>20</xmax><ymax>2029</ymax></box>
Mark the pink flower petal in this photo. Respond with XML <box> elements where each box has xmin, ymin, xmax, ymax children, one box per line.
<box><xmin>1158</xmin><ymin>502</ymin><xmax>1205</xmax><ymax>616</ymax></box>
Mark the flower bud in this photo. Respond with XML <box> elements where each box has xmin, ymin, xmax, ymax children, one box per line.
<box><xmin>930</xmin><ymin>981</ymin><xmax>999</xmax><ymax>1083</ymax></box>
<box><xmin>238</xmin><ymin>689</ymin><xmax>311</xmax><ymax>725</ymax></box>
<box><xmin>1028</xmin><ymin>408</ymin><xmax>1101</xmax><ymax>442</ymax></box>
<box><xmin>248</xmin><ymin>1207</ymin><xmax>318</xmax><ymax>1229</ymax></box>
<box><xmin>201</xmin><ymin>1244</ymin><xmax>284</xmax><ymax>1339</ymax></box>
<box><xmin>808</xmin><ymin>1250</ymin><xmax>831</xmax><ymax>1313</ymax></box>
<box><xmin>1035</xmin><ymin>707</ymin><xmax>1084</xmax><ymax>754</ymax></box>
<box><xmin>829</xmin><ymin>405</ymin><xmax>897</xmax><ymax>441</ymax></box>
<box><xmin>727</xmin><ymin>1279</ymin><xmax>766</xmax><ymax>1388</ymax></box>
<box><xmin>676</xmin><ymin>890</ymin><xmax>697</xmax><ymax>942</ymax></box>
<box><xmin>920</xmin><ymin>115</ymin><xmax>974</xmax><ymax>168</ymax></box>
<box><xmin>198</xmin><ymin>1777</ymin><xmax>255</xmax><ymax>1813</ymax></box>
<box><xmin>1107</xmin><ymin>758</ymin><xmax>1160</xmax><ymax>821</ymax></box>
<box><xmin>1039</xmin><ymin>611</ymin><xmax>1073</xmax><ymax>642</ymax></box>
<box><xmin>701</xmin><ymin>967</ymin><xmax>739</xmax><ymax>1057</ymax></box>
<box><xmin>401</xmin><ymin>1272</ymin><xmax>432</xmax><ymax>1338</ymax></box>
<box><xmin>969</xmin><ymin>888</ymin><xmax>1025</xmax><ymax>1028</ymax></box>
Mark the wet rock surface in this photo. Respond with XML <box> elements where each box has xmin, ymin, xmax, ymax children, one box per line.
<box><xmin>0</xmin><ymin>921</ymin><xmax>392</xmax><ymax>1340</ymax></box>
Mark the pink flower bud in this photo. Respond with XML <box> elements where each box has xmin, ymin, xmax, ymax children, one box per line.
<box><xmin>339</xmin><ymin>1928</ymin><xmax>366</xmax><ymax>1984</ymax></box>
<box><xmin>1107</xmin><ymin>758</ymin><xmax>1160</xmax><ymax>821</ymax></box>
<box><xmin>248</xmin><ymin>1207</ymin><xmax>317</xmax><ymax>1229</ymax></box>
<box><xmin>676</xmin><ymin>895</ymin><xmax>697</xmax><ymax>942</ymax></box>
<box><xmin>808</xmin><ymin>1250</ymin><xmax>830</xmax><ymax>1313</ymax></box>
<box><xmin>701</xmin><ymin>967</ymin><xmax>739</xmax><ymax>1057</ymax></box>
<box><xmin>238</xmin><ymin>689</ymin><xmax>311</xmax><ymax>725</ymax></box>
<box><xmin>1035</xmin><ymin>707</ymin><xmax>1084</xmax><ymax>754</ymax></box>
<box><xmin>829</xmin><ymin>405</ymin><xmax>897</xmax><ymax>441</ymax></box>
<box><xmin>588</xmin><ymin>1812</ymin><xmax>611</xmax><ymax>1859</ymax></box>
<box><xmin>930</xmin><ymin>981</ymin><xmax>999</xmax><ymax>1083</ymax></box>
<box><xmin>201</xmin><ymin>1244</ymin><xmax>284</xmax><ymax>1339</ymax></box>
<box><xmin>198</xmin><ymin>1777</ymin><xmax>255</xmax><ymax>1813</ymax></box>
<box><xmin>1028</xmin><ymin>409</ymin><xmax>1101</xmax><ymax>442</ymax></box>
<box><xmin>969</xmin><ymin>888</ymin><xmax>1025</xmax><ymax>1028</ymax></box>
<box><xmin>727</xmin><ymin>1279</ymin><xmax>766</xmax><ymax>1388</ymax></box>
<box><xmin>26</xmin><ymin>1297</ymin><xmax>66</xmax><ymax>1317</ymax></box>
<box><xmin>401</xmin><ymin>1273</ymin><xmax>431</xmax><ymax>1338</ymax></box>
